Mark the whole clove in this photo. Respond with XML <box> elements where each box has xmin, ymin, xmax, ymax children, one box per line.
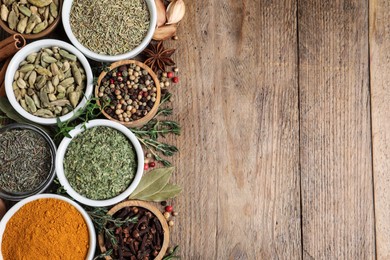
<box><xmin>104</xmin><ymin>207</ymin><xmax>164</xmax><ymax>260</ymax></box>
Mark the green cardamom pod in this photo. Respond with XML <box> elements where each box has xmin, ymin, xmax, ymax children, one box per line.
<box><xmin>25</xmin><ymin>95</ymin><xmax>37</xmax><ymax>113</ymax></box>
<box><xmin>59</xmin><ymin>50</ymin><xmax>77</xmax><ymax>62</ymax></box>
<box><xmin>16</xmin><ymin>16</ymin><xmax>28</xmax><ymax>33</ymax></box>
<box><xmin>18</xmin><ymin>5</ymin><xmax>31</xmax><ymax>17</ymax></box>
<box><xmin>36</xmin><ymin>75</ymin><xmax>47</xmax><ymax>90</ymax></box>
<box><xmin>20</xmin><ymin>99</ymin><xmax>28</xmax><ymax>112</ymax></box>
<box><xmin>32</xmin><ymin>93</ymin><xmax>40</xmax><ymax>108</ymax></box>
<box><xmin>52</xmin><ymin>75</ymin><xmax>59</xmax><ymax>87</ymax></box>
<box><xmin>39</xmin><ymin>88</ymin><xmax>50</xmax><ymax>107</ymax></box>
<box><xmin>18</xmin><ymin>64</ymin><xmax>35</xmax><ymax>73</ymax></box>
<box><xmin>60</xmin><ymin>77</ymin><xmax>75</xmax><ymax>88</ymax></box>
<box><xmin>25</xmin><ymin>20</ymin><xmax>36</xmax><ymax>33</ymax></box>
<box><xmin>49</xmin><ymin>2</ymin><xmax>57</xmax><ymax>18</ymax></box>
<box><xmin>34</xmin><ymin>109</ymin><xmax>54</xmax><ymax>117</ymax></box>
<box><xmin>7</xmin><ymin>10</ymin><xmax>18</xmax><ymax>30</ymax></box>
<box><xmin>70</xmin><ymin>63</ymin><xmax>82</xmax><ymax>86</ymax></box>
<box><xmin>32</xmin><ymin>20</ymin><xmax>47</xmax><ymax>34</ymax></box>
<box><xmin>28</xmin><ymin>71</ymin><xmax>37</xmax><ymax>86</ymax></box>
<box><xmin>1</xmin><ymin>5</ymin><xmax>9</xmax><ymax>22</ymax></box>
<box><xmin>42</xmin><ymin>55</ymin><xmax>57</xmax><ymax>64</ymax></box>
<box><xmin>68</xmin><ymin>91</ymin><xmax>80</xmax><ymax>108</ymax></box>
<box><xmin>16</xmin><ymin>78</ymin><xmax>27</xmax><ymax>89</ymax></box>
<box><xmin>27</xmin><ymin>0</ymin><xmax>52</xmax><ymax>8</ymax></box>
<box><xmin>35</xmin><ymin>66</ymin><xmax>52</xmax><ymax>77</ymax></box>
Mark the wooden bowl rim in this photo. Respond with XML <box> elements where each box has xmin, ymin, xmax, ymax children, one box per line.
<box><xmin>95</xmin><ymin>60</ymin><xmax>161</xmax><ymax>128</ymax></box>
<box><xmin>0</xmin><ymin>0</ymin><xmax>63</xmax><ymax>40</ymax></box>
<box><xmin>98</xmin><ymin>200</ymin><xmax>169</xmax><ymax>260</ymax></box>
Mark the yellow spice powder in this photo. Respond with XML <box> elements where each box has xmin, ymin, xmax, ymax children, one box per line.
<box><xmin>1</xmin><ymin>198</ymin><xmax>89</xmax><ymax>260</ymax></box>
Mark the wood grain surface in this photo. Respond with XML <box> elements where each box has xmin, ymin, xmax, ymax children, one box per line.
<box><xmin>2</xmin><ymin>0</ymin><xmax>390</xmax><ymax>259</ymax></box>
<box><xmin>370</xmin><ymin>0</ymin><xmax>390</xmax><ymax>259</ymax></box>
<box><xmin>298</xmin><ymin>0</ymin><xmax>375</xmax><ymax>259</ymax></box>
<box><xmin>169</xmin><ymin>0</ymin><xmax>302</xmax><ymax>258</ymax></box>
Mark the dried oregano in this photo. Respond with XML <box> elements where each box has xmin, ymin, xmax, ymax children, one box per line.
<box><xmin>70</xmin><ymin>0</ymin><xmax>150</xmax><ymax>55</ymax></box>
<box><xmin>64</xmin><ymin>126</ymin><xmax>137</xmax><ymax>200</ymax></box>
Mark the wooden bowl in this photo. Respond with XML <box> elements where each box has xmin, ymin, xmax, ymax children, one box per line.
<box><xmin>96</xmin><ymin>60</ymin><xmax>161</xmax><ymax>128</ymax></box>
<box><xmin>98</xmin><ymin>200</ymin><xmax>169</xmax><ymax>260</ymax></box>
<box><xmin>0</xmin><ymin>0</ymin><xmax>62</xmax><ymax>40</ymax></box>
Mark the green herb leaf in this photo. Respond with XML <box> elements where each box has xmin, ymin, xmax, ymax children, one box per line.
<box><xmin>129</xmin><ymin>167</ymin><xmax>174</xmax><ymax>200</ymax></box>
<box><xmin>139</xmin><ymin>183</ymin><xmax>182</xmax><ymax>202</ymax></box>
<box><xmin>163</xmin><ymin>245</ymin><xmax>180</xmax><ymax>260</ymax></box>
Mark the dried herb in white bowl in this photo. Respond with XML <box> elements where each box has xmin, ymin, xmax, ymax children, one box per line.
<box><xmin>63</xmin><ymin>126</ymin><xmax>137</xmax><ymax>200</ymax></box>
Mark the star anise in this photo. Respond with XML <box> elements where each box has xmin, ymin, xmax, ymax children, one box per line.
<box><xmin>142</xmin><ymin>41</ymin><xmax>175</xmax><ymax>73</ymax></box>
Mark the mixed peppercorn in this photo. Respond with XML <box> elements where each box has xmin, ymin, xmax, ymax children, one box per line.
<box><xmin>98</xmin><ymin>63</ymin><xmax>159</xmax><ymax>122</ymax></box>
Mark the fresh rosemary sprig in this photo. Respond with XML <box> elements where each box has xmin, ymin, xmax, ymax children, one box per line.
<box><xmin>131</xmin><ymin>90</ymin><xmax>180</xmax><ymax>166</ymax></box>
<box><xmin>137</xmin><ymin>137</ymin><xmax>178</xmax><ymax>166</ymax></box>
<box><xmin>93</xmin><ymin>249</ymin><xmax>113</xmax><ymax>260</ymax></box>
<box><xmin>87</xmin><ymin>207</ymin><xmax>138</xmax><ymax>247</ymax></box>
<box><xmin>131</xmin><ymin>119</ymin><xmax>181</xmax><ymax>139</ymax></box>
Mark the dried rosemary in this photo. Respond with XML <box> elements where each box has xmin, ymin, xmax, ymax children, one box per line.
<box><xmin>64</xmin><ymin>126</ymin><xmax>137</xmax><ymax>200</ymax></box>
<box><xmin>70</xmin><ymin>0</ymin><xmax>150</xmax><ymax>55</ymax></box>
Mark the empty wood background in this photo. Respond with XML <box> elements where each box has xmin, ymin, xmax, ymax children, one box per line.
<box><xmin>2</xmin><ymin>0</ymin><xmax>390</xmax><ymax>259</ymax></box>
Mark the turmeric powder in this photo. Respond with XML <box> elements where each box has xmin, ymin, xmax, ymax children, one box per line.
<box><xmin>1</xmin><ymin>198</ymin><xmax>89</xmax><ymax>260</ymax></box>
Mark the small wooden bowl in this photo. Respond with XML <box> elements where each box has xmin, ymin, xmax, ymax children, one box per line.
<box><xmin>98</xmin><ymin>200</ymin><xmax>169</xmax><ymax>260</ymax></box>
<box><xmin>96</xmin><ymin>60</ymin><xmax>161</xmax><ymax>128</ymax></box>
<box><xmin>0</xmin><ymin>0</ymin><xmax>63</xmax><ymax>40</ymax></box>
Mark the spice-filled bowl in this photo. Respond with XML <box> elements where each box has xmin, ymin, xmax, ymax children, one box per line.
<box><xmin>0</xmin><ymin>123</ymin><xmax>56</xmax><ymax>201</ymax></box>
<box><xmin>96</xmin><ymin>60</ymin><xmax>161</xmax><ymax>128</ymax></box>
<box><xmin>0</xmin><ymin>0</ymin><xmax>63</xmax><ymax>40</ymax></box>
<box><xmin>55</xmin><ymin>119</ymin><xmax>144</xmax><ymax>207</ymax></box>
<box><xmin>0</xmin><ymin>194</ymin><xmax>96</xmax><ymax>260</ymax></box>
<box><xmin>62</xmin><ymin>0</ymin><xmax>157</xmax><ymax>62</ymax></box>
<box><xmin>98</xmin><ymin>200</ymin><xmax>169</xmax><ymax>260</ymax></box>
<box><xmin>4</xmin><ymin>39</ymin><xmax>93</xmax><ymax>125</ymax></box>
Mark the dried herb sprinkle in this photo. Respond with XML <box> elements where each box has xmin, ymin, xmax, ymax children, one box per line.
<box><xmin>64</xmin><ymin>126</ymin><xmax>137</xmax><ymax>200</ymax></box>
<box><xmin>0</xmin><ymin>129</ymin><xmax>52</xmax><ymax>193</ymax></box>
<box><xmin>70</xmin><ymin>0</ymin><xmax>150</xmax><ymax>55</ymax></box>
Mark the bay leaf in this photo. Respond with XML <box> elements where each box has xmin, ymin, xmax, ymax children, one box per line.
<box><xmin>0</xmin><ymin>96</ymin><xmax>30</xmax><ymax>124</ymax></box>
<box><xmin>139</xmin><ymin>183</ymin><xmax>182</xmax><ymax>202</ymax></box>
<box><xmin>0</xmin><ymin>97</ymin><xmax>53</xmax><ymax>134</ymax></box>
<box><xmin>129</xmin><ymin>167</ymin><xmax>174</xmax><ymax>199</ymax></box>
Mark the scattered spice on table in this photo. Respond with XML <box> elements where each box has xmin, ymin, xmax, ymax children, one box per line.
<box><xmin>64</xmin><ymin>126</ymin><xmax>137</xmax><ymax>200</ymax></box>
<box><xmin>1</xmin><ymin>198</ymin><xmax>89</xmax><ymax>260</ymax></box>
<box><xmin>0</xmin><ymin>128</ymin><xmax>52</xmax><ymax>193</ymax></box>
<box><xmin>70</xmin><ymin>0</ymin><xmax>150</xmax><ymax>55</ymax></box>
<box><xmin>103</xmin><ymin>206</ymin><xmax>164</xmax><ymax>259</ymax></box>
<box><xmin>98</xmin><ymin>63</ymin><xmax>158</xmax><ymax>122</ymax></box>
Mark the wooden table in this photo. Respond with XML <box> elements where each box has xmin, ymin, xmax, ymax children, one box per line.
<box><xmin>3</xmin><ymin>0</ymin><xmax>390</xmax><ymax>259</ymax></box>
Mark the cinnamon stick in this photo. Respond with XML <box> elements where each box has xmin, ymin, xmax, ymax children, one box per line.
<box><xmin>0</xmin><ymin>58</ymin><xmax>11</xmax><ymax>97</ymax></box>
<box><xmin>0</xmin><ymin>34</ymin><xmax>26</xmax><ymax>62</ymax></box>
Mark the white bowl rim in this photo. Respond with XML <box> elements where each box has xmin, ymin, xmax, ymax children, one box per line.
<box><xmin>62</xmin><ymin>0</ymin><xmax>157</xmax><ymax>62</ymax></box>
<box><xmin>0</xmin><ymin>193</ymin><xmax>97</xmax><ymax>260</ymax></box>
<box><xmin>4</xmin><ymin>39</ymin><xmax>94</xmax><ymax>125</ymax></box>
<box><xmin>55</xmin><ymin>119</ymin><xmax>145</xmax><ymax>207</ymax></box>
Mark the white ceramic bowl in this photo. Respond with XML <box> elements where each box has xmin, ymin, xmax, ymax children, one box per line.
<box><xmin>55</xmin><ymin>119</ymin><xmax>144</xmax><ymax>207</ymax></box>
<box><xmin>62</xmin><ymin>0</ymin><xmax>157</xmax><ymax>62</ymax></box>
<box><xmin>0</xmin><ymin>194</ymin><xmax>96</xmax><ymax>260</ymax></box>
<box><xmin>5</xmin><ymin>39</ymin><xmax>94</xmax><ymax>125</ymax></box>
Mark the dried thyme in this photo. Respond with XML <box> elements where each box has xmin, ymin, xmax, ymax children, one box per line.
<box><xmin>70</xmin><ymin>0</ymin><xmax>150</xmax><ymax>55</ymax></box>
<box><xmin>64</xmin><ymin>126</ymin><xmax>137</xmax><ymax>200</ymax></box>
<box><xmin>0</xmin><ymin>129</ymin><xmax>52</xmax><ymax>193</ymax></box>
